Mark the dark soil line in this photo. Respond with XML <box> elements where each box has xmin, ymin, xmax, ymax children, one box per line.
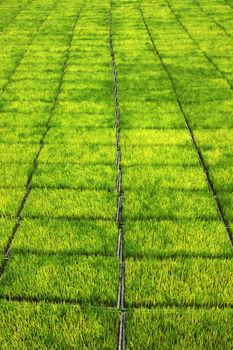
<box><xmin>109</xmin><ymin>1</ymin><xmax>126</xmax><ymax>349</ymax></box>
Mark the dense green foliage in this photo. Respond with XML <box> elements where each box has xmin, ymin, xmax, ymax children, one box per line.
<box><xmin>0</xmin><ymin>301</ymin><xmax>119</xmax><ymax>349</ymax></box>
<box><xmin>125</xmin><ymin>257</ymin><xmax>233</xmax><ymax>307</ymax></box>
<box><xmin>124</xmin><ymin>220</ymin><xmax>231</xmax><ymax>258</ymax></box>
<box><xmin>0</xmin><ymin>0</ymin><xmax>232</xmax><ymax>348</ymax></box>
<box><xmin>13</xmin><ymin>219</ymin><xmax>118</xmax><ymax>255</ymax></box>
<box><xmin>126</xmin><ymin>308</ymin><xmax>233</xmax><ymax>350</ymax></box>
<box><xmin>0</xmin><ymin>254</ymin><xmax>119</xmax><ymax>304</ymax></box>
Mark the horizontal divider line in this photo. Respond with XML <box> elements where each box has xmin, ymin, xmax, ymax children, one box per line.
<box><xmin>122</xmin><ymin>215</ymin><xmax>219</xmax><ymax>221</ymax></box>
<box><xmin>0</xmin><ymin>160</ymin><xmax>224</xmax><ymax>167</ymax></box>
<box><xmin>1</xmin><ymin>93</ymin><xmax>230</xmax><ymax>104</ymax></box>
<box><xmin>0</xmin><ymin>295</ymin><xmax>232</xmax><ymax>311</ymax></box>
<box><xmin>16</xmin><ymin>215</ymin><xmax>116</xmax><ymax>221</ymax></box>
<box><xmin>1</xmin><ymin>98</ymin><xmax>56</xmax><ymax>104</ymax></box>
<box><xmin>118</xmin><ymin>217</ymin><xmax>231</xmax><ymax>223</ymax></box>
<box><xmin>36</xmin><ymin>161</ymin><xmax>116</xmax><ymax>166</ymax></box>
<box><xmin>0</xmin><ymin>94</ymin><xmax>116</xmax><ymax>100</ymax></box>
<box><xmin>0</xmin><ymin>123</ymin><xmax>232</xmax><ymax>132</ymax></box>
<box><xmin>0</xmin><ymin>161</ymin><xmax>116</xmax><ymax>166</ymax></box>
<box><xmin>7</xmin><ymin>249</ymin><xmax>118</xmax><ymax>258</ymax></box>
<box><xmin>0</xmin><ymin>124</ymin><xmax>115</xmax><ymax>129</ymax></box>
<box><xmin>0</xmin><ymin>141</ymin><xmax>116</xmax><ymax>146</ymax></box>
<box><xmin>170</xmin><ymin>97</ymin><xmax>233</xmax><ymax>105</ymax></box>
<box><xmin>0</xmin><ymin>141</ymin><xmax>231</xmax><ymax>147</ymax></box>
<box><xmin>30</xmin><ymin>186</ymin><xmax>117</xmax><ymax>192</ymax></box>
<box><xmin>0</xmin><ymin>186</ymin><xmax>116</xmax><ymax>191</ymax></box>
<box><xmin>1</xmin><ymin>95</ymin><xmax>232</xmax><ymax>106</ymax></box>
<box><xmin>0</xmin><ymin>186</ymin><xmax>118</xmax><ymax>193</ymax></box>
<box><xmin>124</xmin><ymin>253</ymin><xmax>233</xmax><ymax>260</ymax></box>
<box><xmin>1</xmin><ymin>97</ymin><xmax>176</xmax><ymax>103</ymax></box>
<box><xmin>126</xmin><ymin>301</ymin><xmax>233</xmax><ymax>309</ymax></box>
<box><xmin>0</xmin><ymin>185</ymin><xmax>222</xmax><ymax>194</ymax></box>
<box><xmin>2</xmin><ymin>250</ymin><xmax>231</xmax><ymax>262</ymax></box>
<box><xmin>0</xmin><ymin>295</ymin><xmax>115</xmax><ymax>308</ymax></box>
<box><xmin>121</xmin><ymin>188</ymin><xmax>223</xmax><ymax>194</ymax></box>
<box><xmin>0</xmin><ymin>162</ymin><xmax>227</xmax><ymax>169</ymax></box>
<box><xmin>112</xmin><ymin>163</ymin><xmax>216</xmax><ymax>169</ymax></box>
<box><xmin>0</xmin><ymin>126</ymin><xmax>198</xmax><ymax>131</ymax></box>
<box><xmin>0</xmin><ymin>213</ymin><xmax>222</xmax><ymax>222</ymax></box>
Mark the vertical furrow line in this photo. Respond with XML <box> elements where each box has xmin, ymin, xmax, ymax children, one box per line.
<box><xmin>0</xmin><ymin>1</ymin><xmax>86</xmax><ymax>276</ymax></box>
<box><xmin>109</xmin><ymin>1</ymin><xmax>126</xmax><ymax>349</ymax></box>
<box><xmin>138</xmin><ymin>2</ymin><xmax>233</xmax><ymax>250</ymax></box>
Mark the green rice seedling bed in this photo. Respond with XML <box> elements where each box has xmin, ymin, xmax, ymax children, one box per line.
<box><xmin>0</xmin><ymin>301</ymin><xmax>119</xmax><ymax>350</ymax></box>
<box><xmin>12</xmin><ymin>218</ymin><xmax>118</xmax><ymax>256</ymax></box>
<box><xmin>22</xmin><ymin>188</ymin><xmax>117</xmax><ymax>220</ymax></box>
<box><xmin>0</xmin><ymin>253</ymin><xmax>119</xmax><ymax>305</ymax></box>
<box><xmin>124</xmin><ymin>220</ymin><xmax>231</xmax><ymax>258</ymax></box>
<box><xmin>126</xmin><ymin>307</ymin><xmax>233</xmax><ymax>350</ymax></box>
<box><xmin>32</xmin><ymin>163</ymin><xmax>116</xmax><ymax>190</ymax></box>
<box><xmin>125</xmin><ymin>257</ymin><xmax>233</xmax><ymax>307</ymax></box>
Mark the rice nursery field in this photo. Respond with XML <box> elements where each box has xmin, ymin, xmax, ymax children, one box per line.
<box><xmin>0</xmin><ymin>0</ymin><xmax>233</xmax><ymax>348</ymax></box>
